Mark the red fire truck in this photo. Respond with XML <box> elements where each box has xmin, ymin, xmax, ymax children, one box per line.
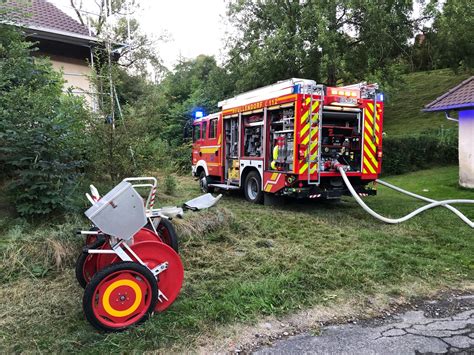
<box><xmin>191</xmin><ymin>78</ymin><xmax>383</xmax><ymax>204</ymax></box>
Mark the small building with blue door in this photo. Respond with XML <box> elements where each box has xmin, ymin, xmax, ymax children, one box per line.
<box><xmin>424</xmin><ymin>76</ymin><xmax>474</xmax><ymax>188</ymax></box>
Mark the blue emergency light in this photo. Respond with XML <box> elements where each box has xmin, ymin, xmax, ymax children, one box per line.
<box><xmin>194</xmin><ymin>111</ymin><xmax>204</xmax><ymax>119</ymax></box>
<box><xmin>377</xmin><ymin>93</ymin><xmax>384</xmax><ymax>102</ymax></box>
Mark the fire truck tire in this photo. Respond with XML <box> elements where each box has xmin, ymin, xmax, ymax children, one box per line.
<box><xmin>244</xmin><ymin>170</ymin><xmax>263</xmax><ymax>204</ymax></box>
<box><xmin>199</xmin><ymin>171</ymin><xmax>214</xmax><ymax>193</ymax></box>
<box><xmin>83</xmin><ymin>261</ymin><xmax>158</xmax><ymax>332</ymax></box>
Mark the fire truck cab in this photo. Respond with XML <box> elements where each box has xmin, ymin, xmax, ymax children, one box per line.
<box><xmin>192</xmin><ymin>78</ymin><xmax>383</xmax><ymax>204</ymax></box>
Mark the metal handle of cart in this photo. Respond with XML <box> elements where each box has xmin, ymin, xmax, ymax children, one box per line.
<box><xmin>123</xmin><ymin>177</ymin><xmax>158</xmax><ymax>210</ymax></box>
<box><xmin>85</xmin><ymin>177</ymin><xmax>158</xmax><ymax>211</ymax></box>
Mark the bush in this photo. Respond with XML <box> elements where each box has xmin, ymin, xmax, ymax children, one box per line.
<box><xmin>163</xmin><ymin>174</ymin><xmax>177</xmax><ymax>195</ymax></box>
<box><xmin>171</xmin><ymin>142</ymin><xmax>192</xmax><ymax>175</ymax></box>
<box><xmin>0</xmin><ymin>25</ymin><xmax>90</xmax><ymax>217</ymax></box>
<box><xmin>382</xmin><ymin>128</ymin><xmax>458</xmax><ymax>176</ymax></box>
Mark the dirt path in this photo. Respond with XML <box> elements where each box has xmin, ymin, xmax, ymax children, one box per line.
<box><xmin>254</xmin><ymin>294</ymin><xmax>473</xmax><ymax>354</ymax></box>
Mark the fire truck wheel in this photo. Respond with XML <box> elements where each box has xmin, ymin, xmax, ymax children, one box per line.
<box><xmin>244</xmin><ymin>170</ymin><xmax>263</xmax><ymax>204</ymax></box>
<box><xmin>199</xmin><ymin>171</ymin><xmax>214</xmax><ymax>193</ymax></box>
<box><xmin>83</xmin><ymin>261</ymin><xmax>158</xmax><ymax>332</ymax></box>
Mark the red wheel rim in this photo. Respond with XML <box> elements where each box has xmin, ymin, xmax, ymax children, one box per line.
<box><xmin>85</xmin><ymin>235</ymin><xmax>98</xmax><ymax>246</ymax></box>
<box><xmin>96</xmin><ymin>229</ymin><xmax>160</xmax><ymax>272</ymax></box>
<box><xmin>82</xmin><ymin>253</ymin><xmax>98</xmax><ymax>284</ymax></box>
<box><xmin>112</xmin><ymin>241</ymin><xmax>184</xmax><ymax>312</ymax></box>
<box><xmin>96</xmin><ymin>241</ymin><xmax>115</xmax><ymax>272</ymax></box>
<box><xmin>91</xmin><ymin>269</ymin><xmax>153</xmax><ymax>329</ymax></box>
<box><xmin>133</xmin><ymin>228</ymin><xmax>160</xmax><ymax>243</ymax></box>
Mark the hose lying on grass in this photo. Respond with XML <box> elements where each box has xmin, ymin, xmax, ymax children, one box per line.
<box><xmin>338</xmin><ymin>166</ymin><xmax>474</xmax><ymax>228</ymax></box>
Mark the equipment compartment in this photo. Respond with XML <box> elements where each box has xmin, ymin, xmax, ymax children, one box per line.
<box><xmin>269</xmin><ymin>107</ymin><xmax>295</xmax><ymax>171</ymax></box>
<box><xmin>320</xmin><ymin>110</ymin><xmax>362</xmax><ymax>172</ymax></box>
<box><xmin>243</xmin><ymin>113</ymin><xmax>263</xmax><ymax>157</ymax></box>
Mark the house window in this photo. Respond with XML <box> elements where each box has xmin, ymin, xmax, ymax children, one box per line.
<box><xmin>209</xmin><ymin>118</ymin><xmax>217</xmax><ymax>138</ymax></box>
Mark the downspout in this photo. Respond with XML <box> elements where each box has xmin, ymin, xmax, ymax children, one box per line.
<box><xmin>445</xmin><ymin>110</ymin><xmax>459</xmax><ymax>123</ymax></box>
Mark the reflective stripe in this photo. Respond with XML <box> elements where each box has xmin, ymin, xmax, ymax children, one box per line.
<box><xmin>364</xmin><ymin>132</ymin><xmax>376</xmax><ymax>153</ymax></box>
<box><xmin>301</xmin><ymin>122</ymin><xmax>310</xmax><ymax>136</ymax></box>
<box><xmin>300</xmin><ymin>163</ymin><xmax>308</xmax><ymax>174</ymax></box>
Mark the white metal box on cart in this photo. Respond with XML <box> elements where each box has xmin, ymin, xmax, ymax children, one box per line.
<box><xmin>85</xmin><ymin>181</ymin><xmax>146</xmax><ymax>240</ymax></box>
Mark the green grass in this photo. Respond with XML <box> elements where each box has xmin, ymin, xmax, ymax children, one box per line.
<box><xmin>384</xmin><ymin>69</ymin><xmax>471</xmax><ymax>136</ymax></box>
<box><xmin>1</xmin><ymin>165</ymin><xmax>473</xmax><ymax>352</ymax></box>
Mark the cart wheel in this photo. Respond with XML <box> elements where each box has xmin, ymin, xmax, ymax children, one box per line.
<box><xmin>142</xmin><ymin>223</ymin><xmax>179</xmax><ymax>253</ymax></box>
<box><xmin>134</xmin><ymin>227</ymin><xmax>162</xmax><ymax>243</ymax></box>
<box><xmin>111</xmin><ymin>240</ymin><xmax>184</xmax><ymax>312</ymax></box>
<box><xmin>85</xmin><ymin>227</ymin><xmax>99</xmax><ymax>246</ymax></box>
<box><xmin>95</xmin><ymin>240</ymin><xmax>115</xmax><ymax>275</ymax></box>
<box><xmin>83</xmin><ymin>261</ymin><xmax>158</xmax><ymax>332</ymax></box>
<box><xmin>155</xmin><ymin>219</ymin><xmax>179</xmax><ymax>253</ymax></box>
<box><xmin>75</xmin><ymin>237</ymin><xmax>106</xmax><ymax>288</ymax></box>
<box><xmin>95</xmin><ymin>228</ymin><xmax>162</xmax><ymax>273</ymax></box>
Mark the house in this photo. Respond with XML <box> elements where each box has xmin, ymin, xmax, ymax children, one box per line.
<box><xmin>3</xmin><ymin>0</ymin><xmax>100</xmax><ymax>107</ymax></box>
<box><xmin>423</xmin><ymin>76</ymin><xmax>474</xmax><ymax>188</ymax></box>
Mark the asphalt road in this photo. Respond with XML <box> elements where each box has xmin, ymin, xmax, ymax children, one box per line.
<box><xmin>255</xmin><ymin>294</ymin><xmax>474</xmax><ymax>354</ymax></box>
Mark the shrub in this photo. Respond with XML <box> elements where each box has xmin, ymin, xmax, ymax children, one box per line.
<box><xmin>163</xmin><ymin>174</ymin><xmax>177</xmax><ymax>195</ymax></box>
<box><xmin>171</xmin><ymin>142</ymin><xmax>192</xmax><ymax>175</ymax></box>
<box><xmin>0</xmin><ymin>25</ymin><xmax>90</xmax><ymax>217</ymax></box>
<box><xmin>382</xmin><ymin>128</ymin><xmax>458</xmax><ymax>176</ymax></box>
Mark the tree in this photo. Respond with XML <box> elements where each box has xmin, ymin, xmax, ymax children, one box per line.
<box><xmin>151</xmin><ymin>55</ymin><xmax>233</xmax><ymax>146</ymax></box>
<box><xmin>225</xmin><ymin>0</ymin><xmax>324</xmax><ymax>91</ymax></box>
<box><xmin>432</xmin><ymin>0</ymin><xmax>474</xmax><ymax>70</ymax></box>
<box><xmin>225</xmin><ymin>0</ymin><xmax>416</xmax><ymax>89</ymax></box>
<box><xmin>344</xmin><ymin>0</ymin><xmax>414</xmax><ymax>85</ymax></box>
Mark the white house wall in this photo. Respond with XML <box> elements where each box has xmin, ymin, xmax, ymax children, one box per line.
<box><xmin>459</xmin><ymin>109</ymin><xmax>474</xmax><ymax>188</ymax></box>
<box><xmin>48</xmin><ymin>54</ymin><xmax>95</xmax><ymax>108</ymax></box>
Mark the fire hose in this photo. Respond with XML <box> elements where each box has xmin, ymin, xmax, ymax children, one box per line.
<box><xmin>337</xmin><ymin>165</ymin><xmax>474</xmax><ymax>228</ymax></box>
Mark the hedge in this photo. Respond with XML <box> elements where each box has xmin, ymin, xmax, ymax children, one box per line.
<box><xmin>381</xmin><ymin>129</ymin><xmax>458</xmax><ymax>176</ymax></box>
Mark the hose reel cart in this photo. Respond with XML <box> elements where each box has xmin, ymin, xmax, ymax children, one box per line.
<box><xmin>76</xmin><ymin>177</ymin><xmax>221</xmax><ymax>331</ymax></box>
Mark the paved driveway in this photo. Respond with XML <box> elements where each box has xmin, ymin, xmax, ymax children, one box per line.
<box><xmin>255</xmin><ymin>295</ymin><xmax>473</xmax><ymax>354</ymax></box>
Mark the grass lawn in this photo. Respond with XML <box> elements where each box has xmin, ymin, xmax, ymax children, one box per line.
<box><xmin>384</xmin><ymin>69</ymin><xmax>470</xmax><ymax>136</ymax></box>
<box><xmin>1</xmin><ymin>165</ymin><xmax>473</xmax><ymax>352</ymax></box>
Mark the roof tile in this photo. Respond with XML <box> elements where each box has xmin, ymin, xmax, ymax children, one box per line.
<box><xmin>4</xmin><ymin>0</ymin><xmax>94</xmax><ymax>38</ymax></box>
<box><xmin>423</xmin><ymin>76</ymin><xmax>474</xmax><ymax>112</ymax></box>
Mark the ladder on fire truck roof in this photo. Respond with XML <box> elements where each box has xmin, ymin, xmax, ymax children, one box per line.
<box><xmin>218</xmin><ymin>78</ymin><xmax>317</xmax><ymax>110</ymax></box>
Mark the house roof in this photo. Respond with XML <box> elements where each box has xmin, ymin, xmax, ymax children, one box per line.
<box><xmin>423</xmin><ymin>76</ymin><xmax>474</xmax><ymax>112</ymax></box>
<box><xmin>3</xmin><ymin>0</ymin><xmax>98</xmax><ymax>45</ymax></box>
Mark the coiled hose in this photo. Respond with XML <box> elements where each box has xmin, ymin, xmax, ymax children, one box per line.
<box><xmin>337</xmin><ymin>166</ymin><xmax>474</xmax><ymax>228</ymax></box>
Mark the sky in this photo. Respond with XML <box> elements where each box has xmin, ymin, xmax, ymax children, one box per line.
<box><xmin>51</xmin><ymin>0</ymin><xmax>228</xmax><ymax>69</ymax></box>
<box><xmin>140</xmin><ymin>1</ymin><xmax>228</xmax><ymax>68</ymax></box>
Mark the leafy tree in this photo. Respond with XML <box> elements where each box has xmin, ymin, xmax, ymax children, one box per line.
<box><xmin>431</xmin><ymin>0</ymin><xmax>474</xmax><ymax>70</ymax></box>
<box><xmin>226</xmin><ymin>0</ymin><xmax>323</xmax><ymax>90</ymax></box>
<box><xmin>344</xmin><ymin>0</ymin><xmax>414</xmax><ymax>86</ymax></box>
<box><xmin>150</xmin><ymin>55</ymin><xmax>233</xmax><ymax>146</ymax></box>
<box><xmin>0</xmin><ymin>25</ymin><xmax>90</xmax><ymax>216</ymax></box>
<box><xmin>225</xmin><ymin>0</ymin><xmax>416</xmax><ymax>89</ymax></box>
